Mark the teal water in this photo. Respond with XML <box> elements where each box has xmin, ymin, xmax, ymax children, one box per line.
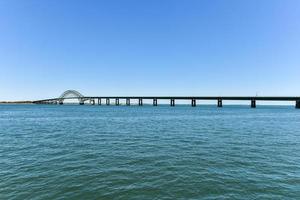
<box><xmin>1</xmin><ymin>104</ymin><xmax>300</xmax><ymax>199</ymax></box>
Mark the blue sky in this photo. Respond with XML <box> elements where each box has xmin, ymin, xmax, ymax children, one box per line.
<box><xmin>0</xmin><ymin>0</ymin><xmax>300</xmax><ymax>100</ymax></box>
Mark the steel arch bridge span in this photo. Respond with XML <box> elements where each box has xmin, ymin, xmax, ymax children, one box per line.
<box><xmin>59</xmin><ymin>90</ymin><xmax>84</xmax><ymax>99</ymax></box>
<box><xmin>58</xmin><ymin>90</ymin><xmax>85</xmax><ymax>105</ymax></box>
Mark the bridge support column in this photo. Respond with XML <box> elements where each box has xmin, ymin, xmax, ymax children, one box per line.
<box><xmin>191</xmin><ymin>99</ymin><xmax>196</xmax><ymax>107</ymax></box>
<box><xmin>78</xmin><ymin>98</ymin><xmax>84</xmax><ymax>105</ymax></box>
<box><xmin>296</xmin><ymin>100</ymin><xmax>300</xmax><ymax>109</ymax></box>
<box><xmin>138</xmin><ymin>98</ymin><xmax>143</xmax><ymax>106</ymax></box>
<box><xmin>217</xmin><ymin>99</ymin><xmax>222</xmax><ymax>107</ymax></box>
<box><xmin>79</xmin><ymin>99</ymin><xmax>84</xmax><ymax>105</ymax></box>
<box><xmin>251</xmin><ymin>99</ymin><xmax>256</xmax><ymax>108</ymax></box>
<box><xmin>59</xmin><ymin>100</ymin><xmax>63</xmax><ymax>105</ymax></box>
<box><xmin>126</xmin><ymin>98</ymin><xmax>130</xmax><ymax>106</ymax></box>
<box><xmin>153</xmin><ymin>98</ymin><xmax>158</xmax><ymax>106</ymax></box>
<box><xmin>106</xmin><ymin>98</ymin><xmax>110</xmax><ymax>106</ymax></box>
<box><xmin>90</xmin><ymin>99</ymin><xmax>95</xmax><ymax>105</ymax></box>
<box><xmin>98</xmin><ymin>98</ymin><xmax>101</xmax><ymax>105</ymax></box>
<box><xmin>116</xmin><ymin>98</ymin><xmax>119</xmax><ymax>106</ymax></box>
<box><xmin>170</xmin><ymin>99</ymin><xmax>175</xmax><ymax>106</ymax></box>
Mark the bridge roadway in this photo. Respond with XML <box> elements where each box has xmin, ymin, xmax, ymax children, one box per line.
<box><xmin>33</xmin><ymin>96</ymin><xmax>300</xmax><ymax>108</ymax></box>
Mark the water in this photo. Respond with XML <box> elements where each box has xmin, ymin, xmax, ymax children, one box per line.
<box><xmin>1</xmin><ymin>104</ymin><xmax>300</xmax><ymax>199</ymax></box>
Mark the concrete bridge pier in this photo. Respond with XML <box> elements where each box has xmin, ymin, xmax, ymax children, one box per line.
<box><xmin>251</xmin><ymin>99</ymin><xmax>256</xmax><ymax>108</ymax></box>
<box><xmin>191</xmin><ymin>99</ymin><xmax>196</xmax><ymax>107</ymax></box>
<box><xmin>153</xmin><ymin>98</ymin><xmax>158</xmax><ymax>106</ymax></box>
<box><xmin>90</xmin><ymin>99</ymin><xmax>95</xmax><ymax>105</ymax></box>
<box><xmin>138</xmin><ymin>98</ymin><xmax>143</xmax><ymax>106</ymax></box>
<box><xmin>106</xmin><ymin>98</ymin><xmax>110</xmax><ymax>106</ymax></box>
<box><xmin>217</xmin><ymin>99</ymin><xmax>222</xmax><ymax>107</ymax></box>
<box><xmin>296</xmin><ymin>100</ymin><xmax>300</xmax><ymax>109</ymax></box>
<box><xmin>98</xmin><ymin>98</ymin><xmax>101</xmax><ymax>105</ymax></box>
<box><xmin>116</xmin><ymin>98</ymin><xmax>119</xmax><ymax>106</ymax></box>
<box><xmin>170</xmin><ymin>99</ymin><xmax>175</xmax><ymax>106</ymax></box>
<box><xmin>79</xmin><ymin>98</ymin><xmax>84</xmax><ymax>105</ymax></box>
<box><xmin>126</xmin><ymin>98</ymin><xmax>130</xmax><ymax>106</ymax></box>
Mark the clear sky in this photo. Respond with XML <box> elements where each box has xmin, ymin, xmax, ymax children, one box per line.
<box><xmin>0</xmin><ymin>0</ymin><xmax>300</xmax><ymax>100</ymax></box>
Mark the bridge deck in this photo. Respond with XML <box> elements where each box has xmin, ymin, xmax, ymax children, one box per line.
<box><xmin>32</xmin><ymin>96</ymin><xmax>300</xmax><ymax>108</ymax></box>
<box><xmin>34</xmin><ymin>96</ymin><xmax>300</xmax><ymax>102</ymax></box>
<box><xmin>32</xmin><ymin>90</ymin><xmax>300</xmax><ymax>108</ymax></box>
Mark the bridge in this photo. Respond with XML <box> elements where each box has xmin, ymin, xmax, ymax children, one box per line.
<box><xmin>32</xmin><ymin>90</ymin><xmax>300</xmax><ymax>108</ymax></box>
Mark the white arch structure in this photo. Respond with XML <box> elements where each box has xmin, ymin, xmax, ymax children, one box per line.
<box><xmin>58</xmin><ymin>90</ymin><xmax>84</xmax><ymax>104</ymax></box>
<box><xmin>59</xmin><ymin>90</ymin><xmax>84</xmax><ymax>99</ymax></box>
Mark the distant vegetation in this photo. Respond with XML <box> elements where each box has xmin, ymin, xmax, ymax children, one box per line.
<box><xmin>0</xmin><ymin>101</ymin><xmax>33</xmax><ymax>104</ymax></box>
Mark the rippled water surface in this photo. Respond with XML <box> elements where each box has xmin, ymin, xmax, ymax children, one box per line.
<box><xmin>1</xmin><ymin>104</ymin><xmax>300</xmax><ymax>199</ymax></box>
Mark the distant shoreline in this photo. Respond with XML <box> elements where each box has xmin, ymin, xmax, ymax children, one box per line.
<box><xmin>0</xmin><ymin>101</ymin><xmax>33</xmax><ymax>104</ymax></box>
